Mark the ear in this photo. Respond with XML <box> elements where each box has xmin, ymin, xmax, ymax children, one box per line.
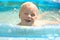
<box><xmin>19</xmin><ymin>12</ymin><xmax>21</xmax><ymax>19</ymax></box>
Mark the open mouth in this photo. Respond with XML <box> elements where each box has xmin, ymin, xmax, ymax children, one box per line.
<box><xmin>25</xmin><ymin>19</ymin><xmax>31</xmax><ymax>22</ymax></box>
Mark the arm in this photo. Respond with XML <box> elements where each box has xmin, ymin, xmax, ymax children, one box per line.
<box><xmin>44</xmin><ymin>20</ymin><xmax>60</xmax><ymax>24</ymax></box>
<box><xmin>38</xmin><ymin>13</ymin><xmax>48</xmax><ymax>19</ymax></box>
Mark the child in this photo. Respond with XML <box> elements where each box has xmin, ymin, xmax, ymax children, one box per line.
<box><xmin>18</xmin><ymin>2</ymin><xmax>60</xmax><ymax>26</ymax></box>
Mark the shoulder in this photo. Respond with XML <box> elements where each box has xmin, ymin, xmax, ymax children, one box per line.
<box><xmin>34</xmin><ymin>20</ymin><xmax>49</xmax><ymax>26</ymax></box>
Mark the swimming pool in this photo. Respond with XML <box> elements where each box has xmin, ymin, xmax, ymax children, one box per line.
<box><xmin>0</xmin><ymin>1</ymin><xmax>60</xmax><ymax>25</ymax></box>
<box><xmin>0</xmin><ymin>23</ymin><xmax>60</xmax><ymax>40</ymax></box>
<box><xmin>0</xmin><ymin>0</ymin><xmax>60</xmax><ymax>40</ymax></box>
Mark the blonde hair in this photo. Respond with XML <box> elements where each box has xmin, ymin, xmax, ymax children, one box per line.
<box><xmin>20</xmin><ymin>2</ymin><xmax>38</xmax><ymax>10</ymax></box>
<box><xmin>19</xmin><ymin>2</ymin><xmax>39</xmax><ymax>18</ymax></box>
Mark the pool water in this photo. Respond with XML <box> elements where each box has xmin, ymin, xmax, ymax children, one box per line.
<box><xmin>0</xmin><ymin>0</ymin><xmax>60</xmax><ymax>40</ymax></box>
<box><xmin>0</xmin><ymin>1</ymin><xmax>60</xmax><ymax>25</ymax></box>
<box><xmin>0</xmin><ymin>23</ymin><xmax>60</xmax><ymax>40</ymax></box>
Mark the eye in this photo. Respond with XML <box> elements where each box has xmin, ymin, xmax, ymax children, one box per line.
<box><xmin>31</xmin><ymin>14</ymin><xmax>35</xmax><ymax>16</ymax></box>
<box><xmin>24</xmin><ymin>13</ymin><xmax>28</xmax><ymax>15</ymax></box>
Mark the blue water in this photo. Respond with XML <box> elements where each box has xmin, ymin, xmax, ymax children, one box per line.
<box><xmin>0</xmin><ymin>23</ymin><xmax>60</xmax><ymax>40</ymax></box>
<box><xmin>0</xmin><ymin>0</ymin><xmax>60</xmax><ymax>12</ymax></box>
<box><xmin>0</xmin><ymin>0</ymin><xmax>60</xmax><ymax>40</ymax></box>
<box><xmin>0</xmin><ymin>1</ymin><xmax>60</xmax><ymax>24</ymax></box>
<box><xmin>0</xmin><ymin>23</ymin><xmax>60</xmax><ymax>37</ymax></box>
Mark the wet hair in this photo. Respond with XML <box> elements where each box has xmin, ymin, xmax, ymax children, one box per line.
<box><xmin>19</xmin><ymin>2</ymin><xmax>39</xmax><ymax>18</ymax></box>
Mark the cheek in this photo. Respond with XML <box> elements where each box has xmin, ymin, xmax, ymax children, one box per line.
<box><xmin>21</xmin><ymin>14</ymin><xmax>27</xmax><ymax>19</ymax></box>
<box><xmin>32</xmin><ymin>16</ymin><xmax>37</xmax><ymax>20</ymax></box>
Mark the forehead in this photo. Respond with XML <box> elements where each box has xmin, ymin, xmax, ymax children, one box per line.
<box><xmin>25</xmin><ymin>7</ymin><xmax>38</xmax><ymax>13</ymax></box>
<box><xmin>21</xmin><ymin>6</ymin><xmax>38</xmax><ymax>14</ymax></box>
<box><xmin>20</xmin><ymin>2</ymin><xmax>38</xmax><ymax>14</ymax></box>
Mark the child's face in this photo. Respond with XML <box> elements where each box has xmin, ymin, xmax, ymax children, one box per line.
<box><xmin>20</xmin><ymin>6</ymin><xmax>38</xmax><ymax>23</ymax></box>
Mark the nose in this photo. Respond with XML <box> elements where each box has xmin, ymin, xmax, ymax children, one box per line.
<box><xmin>28</xmin><ymin>15</ymin><xmax>31</xmax><ymax>18</ymax></box>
